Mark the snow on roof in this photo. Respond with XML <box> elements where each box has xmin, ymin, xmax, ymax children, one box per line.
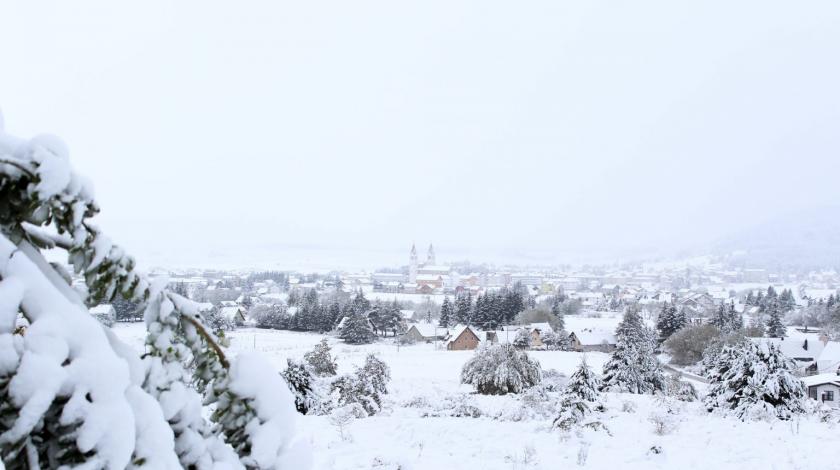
<box><xmin>801</xmin><ymin>373</ymin><xmax>840</xmax><ymax>388</ymax></box>
<box><xmin>399</xmin><ymin>309</ymin><xmax>415</xmax><ymax>319</ymax></box>
<box><xmin>572</xmin><ymin>328</ymin><xmax>616</xmax><ymax>346</ymax></box>
<box><xmin>817</xmin><ymin>342</ymin><xmax>840</xmax><ymax>372</ymax></box>
<box><xmin>220</xmin><ymin>306</ymin><xmax>244</xmax><ymax>320</ymax></box>
<box><xmin>447</xmin><ymin>324</ymin><xmax>479</xmax><ymax>344</ymax></box>
<box><xmin>408</xmin><ymin>322</ymin><xmax>443</xmax><ymax>337</ymax></box>
<box><xmin>528</xmin><ymin>322</ymin><xmax>554</xmax><ymax>334</ymax></box>
<box><xmin>416</xmin><ymin>274</ymin><xmax>443</xmax><ymax>281</ymax></box>
<box><xmin>419</xmin><ymin>265</ymin><xmax>450</xmax><ymax>272</ymax></box>
<box><xmin>751</xmin><ymin>337</ymin><xmax>825</xmax><ymax>364</ymax></box>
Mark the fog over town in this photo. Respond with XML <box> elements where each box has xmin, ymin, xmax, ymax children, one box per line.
<box><xmin>1</xmin><ymin>1</ymin><xmax>840</xmax><ymax>469</ymax></box>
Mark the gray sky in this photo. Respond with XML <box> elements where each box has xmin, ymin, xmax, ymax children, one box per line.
<box><xmin>2</xmin><ymin>1</ymin><xmax>839</xmax><ymax>270</ymax></box>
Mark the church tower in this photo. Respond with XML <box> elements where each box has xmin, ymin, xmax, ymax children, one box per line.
<box><xmin>409</xmin><ymin>243</ymin><xmax>418</xmax><ymax>283</ymax></box>
<box><xmin>426</xmin><ymin>244</ymin><xmax>436</xmax><ymax>266</ymax></box>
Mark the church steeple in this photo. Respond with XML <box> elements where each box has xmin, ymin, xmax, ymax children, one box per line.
<box><xmin>409</xmin><ymin>243</ymin><xmax>418</xmax><ymax>283</ymax></box>
<box><xmin>426</xmin><ymin>244</ymin><xmax>436</xmax><ymax>265</ymax></box>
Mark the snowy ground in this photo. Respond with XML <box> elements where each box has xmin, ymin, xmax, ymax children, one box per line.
<box><xmin>113</xmin><ymin>323</ymin><xmax>835</xmax><ymax>470</ymax></box>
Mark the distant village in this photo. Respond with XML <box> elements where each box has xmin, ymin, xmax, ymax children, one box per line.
<box><xmin>129</xmin><ymin>243</ymin><xmax>840</xmax><ymax>322</ymax></box>
<box><xmin>87</xmin><ymin>243</ymin><xmax>840</xmax><ymax>408</ymax></box>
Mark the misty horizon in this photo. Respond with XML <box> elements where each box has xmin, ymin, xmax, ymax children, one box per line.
<box><xmin>3</xmin><ymin>1</ymin><xmax>839</xmax><ymax>271</ymax></box>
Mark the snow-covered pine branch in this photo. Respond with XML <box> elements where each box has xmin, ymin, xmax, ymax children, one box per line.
<box><xmin>0</xmin><ymin>116</ymin><xmax>308</xmax><ymax>469</ymax></box>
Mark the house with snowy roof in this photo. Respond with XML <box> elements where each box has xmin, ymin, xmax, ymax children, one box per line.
<box><xmin>446</xmin><ymin>325</ymin><xmax>481</xmax><ymax>350</ymax></box>
<box><xmin>568</xmin><ymin>327</ymin><xmax>616</xmax><ymax>353</ymax></box>
<box><xmin>751</xmin><ymin>332</ymin><xmax>840</xmax><ymax>375</ymax></box>
<box><xmin>220</xmin><ymin>305</ymin><xmax>246</xmax><ymax>324</ymax></box>
<box><xmin>678</xmin><ymin>292</ymin><xmax>716</xmax><ymax>317</ymax></box>
<box><xmin>485</xmin><ymin>323</ymin><xmax>554</xmax><ymax>349</ymax></box>
<box><xmin>403</xmin><ymin>322</ymin><xmax>447</xmax><ymax>343</ymax></box>
<box><xmin>802</xmin><ymin>373</ymin><xmax>840</xmax><ymax>408</ymax></box>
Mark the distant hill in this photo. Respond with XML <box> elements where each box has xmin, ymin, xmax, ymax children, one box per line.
<box><xmin>709</xmin><ymin>205</ymin><xmax>840</xmax><ymax>271</ymax></box>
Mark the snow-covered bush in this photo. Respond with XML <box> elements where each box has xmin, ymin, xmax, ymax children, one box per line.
<box><xmin>541</xmin><ymin>331</ymin><xmax>571</xmax><ymax>351</ymax></box>
<box><xmin>540</xmin><ymin>368</ymin><xmax>568</xmax><ymax>392</ymax></box>
<box><xmin>461</xmin><ymin>344</ymin><xmax>542</xmax><ymax>395</ymax></box>
<box><xmin>251</xmin><ymin>303</ymin><xmax>290</xmax><ymax>329</ymax></box>
<box><xmin>420</xmin><ymin>394</ymin><xmax>482</xmax><ymax>418</ymax></box>
<box><xmin>648</xmin><ymin>410</ymin><xmax>678</xmax><ymax>435</ymax></box>
<box><xmin>282</xmin><ymin>359</ymin><xmax>318</xmax><ymax>414</ymax></box>
<box><xmin>447</xmin><ymin>395</ymin><xmax>483</xmax><ymax>418</ymax></box>
<box><xmin>621</xmin><ymin>400</ymin><xmax>637</xmax><ymax>413</ymax></box>
<box><xmin>330</xmin><ymin>375</ymin><xmax>372</xmax><ymax>416</ymax></box>
<box><xmin>304</xmin><ymin>338</ymin><xmax>337</xmax><ymax>376</ymax></box>
<box><xmin>204</xmin><ymin>305</ymin><xmax>237</xmax><ymax>334</ymax></box>
<box><xmin>329</xmin><ymin>404</ymin><xmax>364</xmax><ymax>442</ymax></box>
<box><xmin>330</xmin><ymin>354</ymin><xmax>391</xmax><ymax>416</ymax></box>
<box><xmin>504</xmin><ymin>445</ymin><xmax>538</xmax><ymax>468</ymax></box>
<box><xmin>402</xmin><ymin>395</ymin><xmax>431</xmax><ymax>409</ymax></box>
<box><xmin>500</xmin><ymin>386</ymin><xmax>555</xmax><ymax>421</ymax></box>
<box><xmin>513</xmin><ymin>328</ymin><xmax>532</xmax><ymax>349</ymax></box>
<box><xmin>665</xmin><ymin>375</ymin><xmax>698</xmax><ymax>402</ymax></box>
<box><xmin>663</xmin><ymin>323</ymin><xmax>719</xmax><ymax>365</ymax></box>
<box><xmin>704</xmin><ymin>341</ymin><xmax>807</xmax><ymax>421</ymax></box>
<box><xmin>0</xmin><ymin>115</ymin><xmax>307</xmax><ymax>468</ymax></box>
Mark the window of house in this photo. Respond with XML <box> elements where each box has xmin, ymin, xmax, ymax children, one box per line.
<box><xmin>822</xmin><ymin>391</ymin><xmax>835</xmax><ymax>402</ymax></box>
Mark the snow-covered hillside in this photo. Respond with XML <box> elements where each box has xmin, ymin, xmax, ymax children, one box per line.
<box><xmin>114</xmin><ymin>324</ymin><xmax>836</xmax><ymax>470</ymax></box>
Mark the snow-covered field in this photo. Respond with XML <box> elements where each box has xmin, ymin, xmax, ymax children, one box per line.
<box><xmin>114</xmin><ymin>324</ymin><xmax>835</xmax><ymax>470</ymax></box>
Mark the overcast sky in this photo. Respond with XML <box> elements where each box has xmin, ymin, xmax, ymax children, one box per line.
<box><xmin>2</xmin><ymin>1</ymin><xmax>839</xmax><ymax>270</ymax></box>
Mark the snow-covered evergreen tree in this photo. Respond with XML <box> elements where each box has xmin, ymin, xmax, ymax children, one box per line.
<box><xmin>461</xmin><ymin>344</ymin><xmax>541</xmax><ymax>395</ymax></box>
<box><xmin>472</xmin><ymin>294</ymin><xmax>489</xmax><ymax>329</ymax></box>
<box><xmin>553</xmin><ymin>358</ymin><xmax>603</xmax><ymax>431</ymax></box>
<box><xmin>338</xmin><ymin>313</ymin><xmax>377</xmax><ymax>344</ymax></box>
<box><xmin>656</xmin><ymin>302</ymin><xmax>684</xmax><ymax>342</ymax></box>
<box><xmin>601</xmin><ymin>306</ymin><xmax>665</xmax><ymax>393</ymax></box>
<box><xmin>704</xmin><ymin>341</ymin><xmax>806</xmax><ymax>420</ymax></box>
<box><xmin>304</xmin><ymin>338</ymin><xmax>337</xmax><ymax>376</ymax></box>
<box><xmin>765</xmin><ymin>299</ymin><xmax>787</xmax><ymax>338</ymax></box>
<box><xmin>439</xmin><ymin>296</ymin><xmax>453</xmax><ymax>328</ymax></box>
<box><xmin>251</xmin><ymin>303</ymin><xmax>290</xmax><ymax>329</ymax></box>
<box><xmin>711</xmin><ymin>301</ymin><xmax>743</xmax><ymax>334</ymax></box>
<box><xmin>727</xmin><ymin>301</ymin><xmax>744</xmax><ymax>331</ymax></box>
<box><xmin>282</xmin><ymin>359</ymin><xmax>318</xmax><ymax>414</ymax></box>
<box><xmin>0</xmin><ymin>120</ymin><xmax>308</xmax><ymax>469</ymax></box>
<box><xmin>749</xmin><ymin>310</ymin><xmax>767</xmax><ymax>337</ymax></box>
<box><xmin>565</xmin><ymin>357</ymin><xmax>602</xmax><ymax>403</ymax></box>
<box><xmin>711</xmin><ymin>302</ymin><xmax>729</xmax><ymax>331</ymax></box>
<box><xmin>454</xmin><ymin>292</ymin><xmax>472</xmax><ymax>325</ymax></box>
<box><xmin>357</xmin><ymin>354</ymin><xmax>390</xmax><ymax>402</ymax></box>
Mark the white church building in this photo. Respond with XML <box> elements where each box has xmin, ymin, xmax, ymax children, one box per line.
<box><xmin>407</xmin><ymin>244</ymin><xmax>453</xmax><ymax>294</ymax></box>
